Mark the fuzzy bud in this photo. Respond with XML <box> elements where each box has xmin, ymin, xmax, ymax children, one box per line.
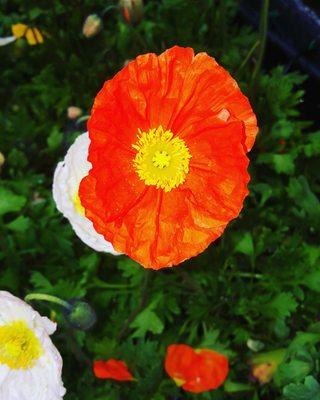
<box><xmin>67</xmin><ymin>106</ymin><xmax>83</xmax><ymax>120</ymax></box>
<box><xmin>250</xmin><ymin>349</ymin><xmax>285</xmax><ymax>385</ymax></box>
<box><xmin>0</xmin><ymin>152</ymin><xmax>4</xmax><ymax>168</ymax></box>
<box><xmin>64</xmin><ymin>299</ymin><xmax>97</xmax><ymax>330</ymax></box>
<box><xmin>82</xmin><ymin>14</ymin><xmax>103</xmax><ymax>38</ymax></box>
<box><xmin>119</xmin><ymin>0</ymin><xmax>144</xmax><ymax>25</ymax></box>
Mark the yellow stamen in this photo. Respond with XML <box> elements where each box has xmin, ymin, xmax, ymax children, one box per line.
<box><xmin>173</xmin><ymin>377</ymin><xmax>186</xmax><ymax>387</ymax></box>
<box><xmin>0</xmin><ymin>320</ymin><xmax>43</xmax><ymax>370</ymax></box>
<box><xmin>73</xmin><ymin>192</ymin><xmax>85</xmax><ymax>215</ymax></box>
<box><xmin>132</xmin><ymin>126</ymin><xmax>191</xmax><ymax>192</ymax></box>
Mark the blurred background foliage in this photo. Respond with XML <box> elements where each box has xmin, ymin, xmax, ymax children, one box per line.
<box><xmin>1</xmin><ymin>0</ymin><xmax>320</xmax><ymax>399</ymax></box>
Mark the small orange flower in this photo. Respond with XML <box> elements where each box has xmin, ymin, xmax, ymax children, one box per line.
<box><xmin>93</xmin><ymin>359</ymin><xmax>134</xmax><ymax>381</ymax></box>
<box><xmin>79</xmin><ymin>46</ymin><xmax>258</xmax><ymax>269</ymax></box>
<box><xmin>165</xmin><ymin>344</ymin><xmax>229</xmax><ymax>393</ymax></box>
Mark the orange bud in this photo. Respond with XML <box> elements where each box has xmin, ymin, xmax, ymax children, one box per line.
<box><xmin>119</xmin><ymin>0</ymin><xmax>143</xmax><ymax>25</ymax></box>
<box><xmin>82</xmin><ymin>14</ymin><xmax>103</xmax><ymax>38</ymax></box>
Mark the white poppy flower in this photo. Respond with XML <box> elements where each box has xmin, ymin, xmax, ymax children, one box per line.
<box><xmin>53</xmin><ymin>132</ymin><xmax>120</xmax><ymax>255</ymax></box>
<box><xmin>0</xmin><ymin>291</ymin><xmax>66</xmax><ymax>400</ymax></box>
<box><xmin>0</xmin><ymin>36</ymin><xmax>16</xmax><ymax>46</ymax></box>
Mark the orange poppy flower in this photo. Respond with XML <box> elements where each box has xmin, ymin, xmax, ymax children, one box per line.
<box><xmin>165</xmin><ymin>344</ymin><xmax>229</xmax><ymax>393</ymax></box>
<box><xmin>79</xmin><ymin>46</ymin><xmax>257</xmax><ymax>269</ymax></box>
<box><xmin>93</xmin><ymin>359</ymin><xmax>134</xmax><ymax>381</ymax></box>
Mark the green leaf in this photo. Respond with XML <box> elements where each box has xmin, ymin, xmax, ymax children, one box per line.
<box><xmin>257</xmin><ymin>153</ymin><xmax>296</xmax><ymax>175</ymax></box>
<box><xmin>283</xmin><ymin>376</ymin><xmax>320</xmax><ymax>400</ymax></box>
<box><xmin>272</xmin><ymin>154</ymin><xmax>296</xmax><ymax>175</ymax></box>
<box><xmin>130</xmin><ymin>302</ymin><xmax>164</xmax><ymax>338</ymax></box>
<box><xmin>235</xmin><ymin>232</ymin><xmax>254</xmax><ymax>257</ymax></box>
<box><xmin>47</xmin><ymin>127</ymin><xmax>63</xmax><ymax>150</ymax></box>
<box><xmin>224</xmin><ymin>380</ymin><xmax>253</xmax><ymax>393</ymax></box>
<box><xmin>302</xmin><ymin>271</ymin><xmax>320</xmax><ymax>293</ymax></box>
<box><xmin>287</xmin><ymin>176</ymin><xmax>320</xmax><ymax>222</ymax></box>
<box><xmin>275</xmin><ymin>359</ymin><xmax>313</xmax><ymax>386</ymax></box>
<box><xmin>0</xmin><ymin>187</ymin><xmax>26</xmax><ymax>216</ymax></box>
<box><xmin>6</xmin><ymin>215</ymin><xmax>31</xmax><ymax>232</ymax></box>
<box><xmin>266</xmin><ymin>292</ymin><xmax>298</xmax><ymax>320</ymax></box>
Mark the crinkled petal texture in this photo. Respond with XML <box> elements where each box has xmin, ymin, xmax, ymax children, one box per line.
<box><xmin>53</xmin><ymin>132</ymin><xmax>120</xmax><ymax>255</ymax></box>
<box><xmin>79</xmin><ymin>46</ymin><xmax>256</xmax><ymax>269</ymax></box>
<box><xmin>0</xmin><ymin>291</ymin><xmax>66</xmax><ymax>400</ymax></box>
<box><xmin>93</xmin><ymin>359</ymin><xmax>134</xmax><ymax>381</ymax></box>
<box><xmin>165</xmin><ymin>344</ymin><xmax>229</xmax><ymax>393</ymax></box>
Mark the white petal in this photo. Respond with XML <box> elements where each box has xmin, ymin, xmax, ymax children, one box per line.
<box><xmin>0</xmin><ymin>291</ymin><xmax>66</xmax><ymax>399</ymax></box>
<box><xmin>52</xmin><ymin>132</ymin><xmax>120</xmax><ymax>255</ymax></box>
<box><xmin>0</xmin><ymin>36</ymin><xmax>16</xmax><ymax>46</ymax></box>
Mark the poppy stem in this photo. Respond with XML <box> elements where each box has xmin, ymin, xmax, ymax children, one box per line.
<box><xmin>89</xmin><ymin>278</ymin><xmax>136</xmax><ymax>290</ymax></box>
<box><xmin>176</xmin><ymin>269</ymin><xmax>202</xmax><ymax>293</ymax></box>
<box><xmin>101</xmin><ymin>4</ymin><xmax>118</xmax><ymax>17</ymax></box>
<box><xmin>220</xmin><ymin>0</ymin><xmax>227</xmax><ymax>49</ymax></box>
<box><xmin>116</xmin><ymin>270</ymin><xmax>153</xmax><ymax>341</ymax></box>
<box><xmin>233</xmin><ymin>272</ymin><xmax>264</xmax><ymax>280</ymax></box>
<box><xmin>236</xmin><ymin>40</ymin><xmax>260</xmax><ymax>74</ymax></box>
<box><xmin>65</xmin><ymin>324</ymin><xmax>91</xmax><ymax>366</ymax></box>
<box><xmin>252</xmin><ymin>0</ymin><xmax>269</xmax><ymax>83</ymax></box>
<box><xmin>25</xmin><ymin>293</ymin><xmax>71</xmax><ymax>310</ymax></box>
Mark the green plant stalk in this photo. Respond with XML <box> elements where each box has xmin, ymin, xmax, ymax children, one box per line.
<box><xmin>236</xmin><ymin>40</ymin><xmax>260</xmax><ymax>73</ymax></box>
<box><xmin>25</xmin><ymin>293</ymin><xmax>71</xmax><ymax>310</ymax></box>
<box><xmin>252</xmin><ymin>0</ymin><xmax>270</xmax><ymax>83</ymax></box>
<box><xmin>90</xmin><ymin>278</ymin><xmax>136</xmax><ymax>290</ymax></box>
<box><xmin>101</xmin><ymin>4</ymin><xmax>118</xmax><ymax>16</ymax></box>
<box><xmin>220</xmin><ymin>0</ymin><xmax>227</xmax><ymax>49</ymax></box>
<box><xmin>233</xmin><ymin>272</ymin><xmax>264</xmax><ymax>280</ymax></box>
<box><xmin>116</xmin><ymin>270</ymin><xmax>153</xmax><ymax>341</ymax></box>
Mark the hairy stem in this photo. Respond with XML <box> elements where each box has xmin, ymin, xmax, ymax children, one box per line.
<box><xmin>252</xmin><ymin>0</ymin><xmax>270</xmax><ymax>83</ymax></box>
<box><xmin>116</xmin><ymin>270</ymin><xmax>152</xmax><ymax>341</ymax></box>
<box><xmin>25</xmin><ymin>293</ymin><xmax>71</xmax><ymax>310</ymax></box>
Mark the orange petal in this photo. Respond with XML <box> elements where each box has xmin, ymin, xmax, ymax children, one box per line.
<box><xmin>93</xmin><ymin>359</ymin><xmax>134</xmax><ymax>381</ymax></box>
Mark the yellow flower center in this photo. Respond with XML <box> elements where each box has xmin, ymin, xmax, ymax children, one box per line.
<box><xmin>0</xmin><ymin>320</ymin><xmax>43</xmax><ymax>370</ymax></box>
<box><xmin>73</xmin><ymin>192</ymin><xmax>85</xmax><ymax>216</ymax></box>
<box><xmin>173</xmin><ymin>377</ymin><xmax>186</xmax><ymax>387</ymax></box>
<box><xmin>132</xmin><ymin>126</ymin><xmax>191</xmax><ymax>192</ymax></box>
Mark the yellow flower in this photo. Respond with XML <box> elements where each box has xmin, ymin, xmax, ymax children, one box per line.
<box><xmin>12</xmin><ymin>23</ymin><xmax>44</xmax><ymax>45</ymax></box>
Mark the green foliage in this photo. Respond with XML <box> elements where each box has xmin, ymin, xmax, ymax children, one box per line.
<box><xmin>1</xmin><ymin>0</ymin><xmax>320</xmax><ymax>399</ymax></box>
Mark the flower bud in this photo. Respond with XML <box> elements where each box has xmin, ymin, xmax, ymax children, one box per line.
<box><xmin>82</xmin><ymin>14</ymin><xmax>103</xmax><ymax>38</ymax></box>
<box><xmin>0</xmin><ymin>152</ymin><xmax>5</xmax><ymax>168</ymax></box>
<box><xmin>119</xmin><ymin>0</ymin><xmax>143</xmax><ymax>25</ymax></box>
<box><xmin>250</xmin><ymin>349</ymin><xmax>285</xmax><ymax>384</ymax></box>
<box><xmin>64</xmin><ymin>299</ymin><xmax>97</xmax><ymax>330</ymax></box>
<box><xmin>67</xmin><ymin>106</ymin><xmax>83</xmax><ymax>120</ymax></box>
